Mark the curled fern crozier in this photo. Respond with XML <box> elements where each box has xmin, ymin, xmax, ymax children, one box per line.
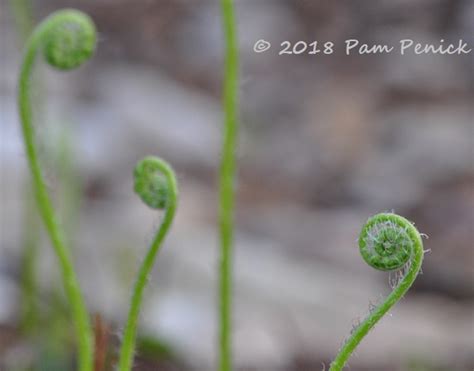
<box><xmin>18</xmin><ymin>9</ymin><xmax>97</xmax><ymax>371</ymax></box>
<box><xmin>118</xmin><ymin>156</ymin><xmax>178</xmax><ymax>371</ymax></box>
<box><xmin>42</xmin><ymin>10</ymin><xmax>96</xmax><ymax>70</ymax></box>
<box><xmin>330</xmin><ymin>213</ymin><xmax>424</xmax><ymax>371</ymax></box>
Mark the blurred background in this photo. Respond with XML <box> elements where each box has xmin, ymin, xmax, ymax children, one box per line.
<box><xmin>1</xmin><ymin>0</ymin><xmax>473</xmax><ymax>370</ymax></box>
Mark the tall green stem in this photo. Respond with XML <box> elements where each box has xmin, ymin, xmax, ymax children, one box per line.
<box><xmin>117</xmin><ymin>157</ymin><xmax>178</xmax><ymax>371</ymax></box>
<box><xmin>9</xmin><ymin>0</ymin><xmax>40</xmax><ymax>335</ymax></box>
<box><xmin>8</xmin><ymin>0</ymin><xmax>33</xmax><ymax>41</ymax></box>
<box><xmin>18</xmin><ymin>10</ymin><xmax>97</xmax><ymax>371</ymax></box>
<box><xmin>330</xmin><ymin>213</ymin><xmax>424</xmax><ymax>370</ymax></box>
<box><xmin>218</xmin><ymin>0</ymin><xmax>239</xmax><ymax>370</ymax></box>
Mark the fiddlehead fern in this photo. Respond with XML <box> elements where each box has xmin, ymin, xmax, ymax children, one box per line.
<box><xmin>330</xmin><ymin>213</ymin><xmax>424</xmax><ymax>371</ymax></box>
<box><xmin>218</xmin><ymin>0</ymin><xmax>239</xmax><ymax>370</ymax></box>
<box><xmin>18</xmin><ymin>9</ymin><xmax>96</xmax><ymax>371</ymax></box>
<box><xmin>117</xmin><ymin>156</ymin><xmax>178</xmax><ymax>371</ymax></box>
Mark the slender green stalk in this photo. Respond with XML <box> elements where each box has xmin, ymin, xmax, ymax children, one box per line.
<box><xmin>117</xmin><ymin>157</ymin><xmax>178</xmax><ymax>371</ymax></box>
<box><xmin>8</xmin><ymin>0</ymin><xmax>34</xmax><ymax>41</ymax></box>
<box><xmin>330</xmin><ymin>213</ymin><xmax>424</xmax><ymax>371</ymax></box>
<box><xmin>18</xmin><ymin>10</ymin><xmax>97</xmax><ymax>371</ymax></box>
<box><xmin>9</xmin><ymin>0</ymin><xmax>40</xmax><ymax>335</ymax></box>
<box><xmin>218</xmin><ymin>1</ymin><xmax>239</xmax><ymax>370</ymax></box>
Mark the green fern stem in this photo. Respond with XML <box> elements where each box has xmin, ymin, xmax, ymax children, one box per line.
<box><xmin>117</xmin><ymin>157</ymin><xmax>178</xmax><ymax>371</ymax></box>
<box><xmin>8</xmin><ymin>0</ymin><xmax>40</xmax><ymax>335</ymax></box>
<box><xmin>218</xmin><ymin>0</ymin><xmax>239</xmax><ymax>370</ymax></box>
<box><xmin>330</xmin><ymin>213</ymin><xmax>424</xmax><ymax>371</ymax></box>
<box><xmin>18</xmin><ymin>9</ymin><xmax>96</xmax><ymax>371</ymax></box>
<box><xmin>8</xmin><ymin>0</ymin><xmax>34</xmax><ymax>41</ymax></box>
